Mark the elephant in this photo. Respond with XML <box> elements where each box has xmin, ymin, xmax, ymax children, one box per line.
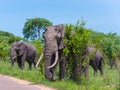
<box><xmin>10</xmin><ymin>41</ymin><xmax>38</xmax><ymax>70</ymax></box>
<box><xmin>36</xmin><ymin>24</ymin><xmax>66</xmax><ymax>81</ymax></box>
<box><xmin>84</xmin><ymin>47</ymin><xmax>104</xmax><ymax>76</ymax></box>
<box><xmin>109</xmin><ymin>58</ymin><xmax>118</xmax><ymax>69</ymax></box>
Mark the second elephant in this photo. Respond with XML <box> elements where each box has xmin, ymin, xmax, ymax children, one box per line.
<box><xmin>10</xmin><ymin>41</ymin><xmax>38</xmax><ymax>69</ymax></box>
<box><xmin>85</xmin><ymin>47</ymin><xmax>104</xmax><ymax>76</ymax></box>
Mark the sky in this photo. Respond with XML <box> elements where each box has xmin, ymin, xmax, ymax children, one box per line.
<box><xmin>0</xmin><ymin>0</ymin><xmax>120</xmax><ymax>37</ymax></box>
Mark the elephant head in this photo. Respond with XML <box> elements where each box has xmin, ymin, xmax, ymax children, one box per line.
<box><xmin>12</xmin><ymin>41</ymin><xmax>29</xmax><ymax>69</ymax></box>
<box><xmin>43</xmin><ymin>24</ymin><xmax>65</xmax><ymax>80</ymax></box>
<box><xmin>13</xmin><ymin>41</ymin><xmax>28</xmax><ymax>56</ymax></box>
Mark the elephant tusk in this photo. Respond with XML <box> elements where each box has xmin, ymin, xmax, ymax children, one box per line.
<box><xmin>47</xmin><ymin>51</ymin><xmax>58</xmax><ymax>69</ymax></box>
<box><xmin>12</xmin><ymin>56</ymin><xmax>16</xmax><ymax>60</ymax></box>
<box><xmin>35</xmin><ymin>52</ymin><xmax>43</xmax><ymax>68</ymax></box>
<box><xmin>13</xmin><ymin>46</ymin><xmax>17</xmax><ymax>49</ymax></box>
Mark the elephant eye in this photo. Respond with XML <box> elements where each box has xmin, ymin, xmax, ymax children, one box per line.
<box><xmin>20</xmin><ymin>48</ymin><xmax>23</xmax><ymax>50</ymax></box>
<box><xmin>56</xmin><ymin>33</ymin><xmax>61</xmax><ymax>38</ymax></box>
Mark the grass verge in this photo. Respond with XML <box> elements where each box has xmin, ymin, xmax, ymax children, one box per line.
<box><xmin>0</xmin><ymin>60</ymin><xmax>119</xmax><ymax>90</ymax></box>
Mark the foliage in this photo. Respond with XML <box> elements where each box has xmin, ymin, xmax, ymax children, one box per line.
<box><xmin>64</xmin><ymin>20</ymin><xmax>92</xmax><ymax>55</ymax></box>
<box><xmin>90</xmin><ymin>31</ymin><xmax>105</xmax><ymax>48</ymax></box>
<box><xmin>8</xmin><ymin>36</ymin><xmax>22</xmax><ymax>44</ymax></box>
<box><xmin>0</xmin><ymin>31</ymin><xmax>14</xmax><ymax>36</ymax></box>
<box><xmin>30</xmin><ymin>40</ymin><xmax>44</xmax><ymax>55</ymax></box>
<box><xmin>0</xmin><ymin>30</ymin><xmax>23</xmax><ymax>60</ymax></box>
<box><xmin>64</xmin><ymin>20</ymin><xmax>92</xmax><ymax>81</ymax></box>
<box><xmin>0</xmin><ymin>60</ymin><xmax>119</xmax><ymax>90</ymax></box>
<box><xmin>1</xmin><ymin>18</ymin><xmax>120</xmax><ymax>90</ymax></box>
<box><xmin>0</xmin><ymin>40</ymin><xmax>10</xmax><ymax>60</ymax></box>
<box><xmin>23</xmin><ymin>17</ymin><xmax>52</xmax><ymax>40</ymax></box>
<box><xmin>101</xmin><ymin>33</ymin><xmax>120</xmax><ymax>60</ymax></box>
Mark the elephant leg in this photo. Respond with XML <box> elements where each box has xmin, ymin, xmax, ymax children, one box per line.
<box><xmin>98</xmin><ymin>60</ymin><xmax>103</xmax><ymax>75</ymax></box>
<box><xmin>89</xmin><ymin>60</ymin><xmax>98</xmax><ymax>75</ymax></box>
<box><xmin>93</xmin><ymin>69</ymin><xmax>97</xmax><ymax>75</ymax></box>
<box><xmin>33</xmin><ymin>61</ymin><xmax>36</xmax><ymax>68</ymax></box>
<box><xmin>50</xmin><ymin>54</ymin><xmax>57</xmax><ymax>81</ymax></box>
<box><xmin>21</xmin><ymin>61</ymin><xmax>25</xmax><ymax>69</ymax></box>
<box><xmin>21</xmin><ymin>56</ymin><xmax>26</xmax><ymax>69</ymax></box>
<box><xmin>99</xmin><ymin>66</ymin><xmax>103</xmax><ymax>75</ymax></box>
<box><xmin>59</xmin><ymin>53</ymin><xmax>66</xmax><ymax>80</ymax></box>
<box><xmin>11</xmin><ymin>60</ymin><xmax>14</xmax><ymax>67</ymax></box>
<box><xmin>110</xmin><ymin>60</ymin><xmax>113</xmax><ymax>69</ymax></box>
<box><xmin>17</xmin><ymin>60</ymin><xmax>21</xmax><ymax>68</ymax></box>
<box><xmin>84</xmin><ymin>64</ymin><xmax>89</xmax><ymax>77</ymax></box>
<box><xmin>17</xmin><ymin>57</ymin><xmax>22</xmax><ymax>69</ymax></box>
<box><xmin>28</xmin><ymin>61</ymin><xmax>32</xmax><ymax>70</ymax></box>
<box><xmin>45</xmin><ymin>55</ymin><xmax>53</xmax><ymax>80</ymax></box>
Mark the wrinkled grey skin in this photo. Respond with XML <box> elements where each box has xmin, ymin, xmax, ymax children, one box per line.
<box><xmin>85</xmin><ymin>47</ymin><xmax>104</xmax><ymax>76</ymax></box>
<box><xmin>10</xmin><ymin>41</ymin><xmax>38</xmax><ymax>70</ymax></box>
<box><xmin>44</xmin><ymin>24</ymin><xmax>66</xmax><ymax>81</ymax></box>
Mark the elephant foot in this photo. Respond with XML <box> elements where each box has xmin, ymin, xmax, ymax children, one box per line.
<box><xmin>45</xmin><ymin>72</ymin><xmax>53</xmax><ymax>80</ymax></box>
<box><xmin>20</xmin><ymin>65</ymin><xmax>25</xmax><ymax>70</ymax></box>
<box><xmin>20</xmin><ymin>67</ymin><xmax>24</xmax><ymax>70</ymax></box>
<box><xmin>100</xmin><ymin>71</ymin><xmax>104</xmax><ymax>76</ymax></box>
<box><xmin>52</xmin><ymin>75</ymin><xmax>56</xmax><ymax>81</ymax></box>
<box><xmin>45</xmin><ymin>72</ymin><xmax>57</xmax><ymax>81</ymax></box>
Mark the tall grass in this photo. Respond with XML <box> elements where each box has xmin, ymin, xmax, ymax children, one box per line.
<box><xmin>0</xmin><ymin>60</ymin><xmax>119</xmax><ymax>90</ymax></box>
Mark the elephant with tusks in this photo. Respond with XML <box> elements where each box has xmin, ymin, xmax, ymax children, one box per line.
<box><xmin>36</xmin><ymin>24</ymin><xmax>66</xmax><ymax>81</ymax></box>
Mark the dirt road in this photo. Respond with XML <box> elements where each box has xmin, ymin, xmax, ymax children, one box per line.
<box><xmin>0</xmin><ymin>74</ymin><xmax>55</xmax><ymax>90</ymax></box>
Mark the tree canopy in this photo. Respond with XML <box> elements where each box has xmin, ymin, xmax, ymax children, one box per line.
<box><xmin>101</xmin><ymin>33</ymin><xmax>120</xmax><ymax>59</ymax></box>
<box><xmin>0</xmin><ymin>30</ymin><xmax>22</xmax><ymax>60</ymax></box>
<box><xmin>64</xmin><ymin>20</ymin><xmax>93</xmax><ymax>81</ymax></box>
<box><xmin>23</xmin><ymin>17</ymin><xmax>52</xmax><ymax>40</ymax></box>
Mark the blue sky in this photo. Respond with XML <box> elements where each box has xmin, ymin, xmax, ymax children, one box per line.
<box><xmin>0</xmin><ymin>0</ymin><xmax>120</xmax><ymax>37</ymax></box>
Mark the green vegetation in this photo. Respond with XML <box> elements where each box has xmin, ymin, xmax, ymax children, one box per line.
<box><xmin>0</xmin><ymin>31</ymin><xmax>22</xmax><ymax>61</ymax></box>
<box><xmin>64</xmin><ymin>21</ymin><xmax>92</xmax><ymax>81</ymax></box>
<box><xmin>1</xmin><ymin>18</ymin><xmax>120</xmax><ymax>90</ymax></box>
<box><xmin>23</xmin><ymin>17</ymin><xmax>52</xmax><ymax>40</ymax></box>
<box><xmin>0</xmin><ymin>60</ymin><xmax>119</xmax><ymax>90</ymax></box>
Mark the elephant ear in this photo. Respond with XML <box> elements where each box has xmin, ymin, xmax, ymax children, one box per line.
<box><xmin>55</xmin><ymin>24</ymin><xmax>65</xmax><ymax>49</ymax></box>
<box><xmin>19</xmin><ymin>42</ymin><xmax>29</xmax><ymax>56</ymax></box>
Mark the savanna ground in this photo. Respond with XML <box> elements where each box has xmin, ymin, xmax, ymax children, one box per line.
<box><xmin>0</xmin><ymin>59</ymin><xmax>119</xmax><ymax>90</ymax></box>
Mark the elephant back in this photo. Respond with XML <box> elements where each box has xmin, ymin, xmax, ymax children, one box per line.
<box><xmin>26</xmin><ymin>44</ymin><xmax>38</xmax><ymax>61</ymax></box>
<box><xmin>95</xmin><ymin>50</ymin><xmax>103</xmax><ymax>60</ymax></box>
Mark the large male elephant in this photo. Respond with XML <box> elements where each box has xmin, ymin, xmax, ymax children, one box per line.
<box><xmin>10</xmin><ymin>41</ymin><xmax>38</xmax><ymax>69</ymax></box>
<box><xmin>36</xmin><ymin>24</ymin><xmax>66</xmax><ymax>81</ymax></box>
<box><xmin>85</xmin><ymin>47</ymin><xmax>104</xmax><ymax>76</ymax></box>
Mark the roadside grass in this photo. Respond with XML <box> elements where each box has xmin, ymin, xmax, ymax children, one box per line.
<box><xmin>0</xmin><ymin>60</ymin><xmax>119</xmax><ymax>90</ymax></box>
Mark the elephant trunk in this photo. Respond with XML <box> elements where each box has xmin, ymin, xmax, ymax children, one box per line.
<box><xmin>45</xmin><ymin>55</ymin><xmax>53</xmax><ymax>80</ymax></box>
<box><xmin>44</xmin><ymin>43</ymin><xmax>58</xmax><ymax>80</ymax></box>
<box><xmin>47</xmin><ymin>51</ymin><xmax>58</xmax><ymax>68</ymax></box>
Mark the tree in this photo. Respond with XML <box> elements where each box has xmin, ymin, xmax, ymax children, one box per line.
<box><xmin>64</xmin><ymin>20</ymin><xmax>92</xmax><ymax>81</ymax></box>
<box><xmin>100</xmin><ymin>33</ymin><xmax>120</xmax><ymax>66</ymax></box>
<box><xmin>0</xmin><ymin>30</ymin><xmax>23</xmax><ymax>44</ymax></box>
<box><xmin>0</xmin><ymin>30</ymin><xmax>14</xmax><ymax>37</ymax></box>
<box><xmin>0</xmin><ymin>30</ymin><xmax>23</xmax><ymax>60</ymax></box>
<box><xmin>23</xmin><ymin>17</ymin><xmax>52</xmax><ymax>40</ymax></box>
